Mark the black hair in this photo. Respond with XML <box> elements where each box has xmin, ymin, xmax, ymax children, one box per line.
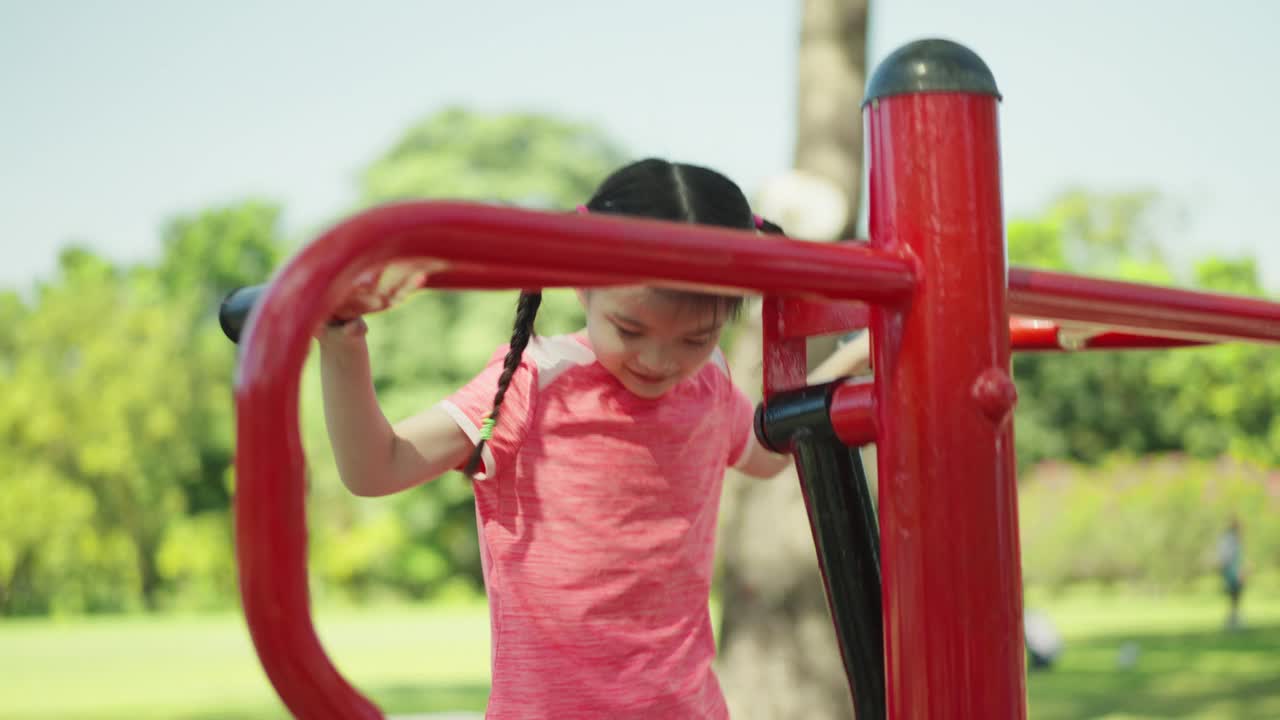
<box><xmin>464</xmin><ymin>158</ymin><xmax>785</xmax><ymax>476</ymax></box>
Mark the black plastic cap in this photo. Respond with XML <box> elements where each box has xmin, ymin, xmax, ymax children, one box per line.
<box><xmin>754</xmin><ymin>381</ymin><xmax>840</xmax><ymax>453</ymax></box>
<box><xmin>864</xmin><ymin>38</ymin><xmax>1000</xmax><ymax>105</ymax></box>
<box><xmin>219</xmin><ymin>284</ymin><xmax>265</xmax><ymax>344</ymax></box>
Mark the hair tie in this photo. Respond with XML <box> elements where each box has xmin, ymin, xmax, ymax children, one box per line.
<box><xmin>752</xmin><ymin>214</ymin><xmax>765</xmax><ymax>230</ymax></box>
<box><xmin>479</xmin><ymin>417</ymin><xmax>496</xmax><ymax>442</ymax></box>
<box><xmin>575</xmin><ymin>204</ymin><xmax>588</xmax><ymax>214</ymax></box>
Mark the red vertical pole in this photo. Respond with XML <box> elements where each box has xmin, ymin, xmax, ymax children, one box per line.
<box><xmin>864</xmin><ymin>40</ymin><xmax>1026</xmax><ymax>719</ymax></box>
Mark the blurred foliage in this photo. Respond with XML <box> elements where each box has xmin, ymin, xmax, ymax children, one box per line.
<box><xmin>361</xmin><ymin>107</ymin><xmax>628</xmax><ymax>208</ymax></box>
<box><xmin>0</xmin><ymin>109</ymin><xmax>626</xmax><ymax>614</ymax></box>
<box><xmin>1020</xmin><ymin>455</ymin><xmax>1280</xmax><ymax>590</ymax></box>
<box><xmin>2</xmin><ymin>114</ymin><xmax>1277</xmax><ymax>615</ymax></box>
<box><xmin>0</xmin><ymin>203</ymin><xmax>281</xmax><ymax>614</ymax></box>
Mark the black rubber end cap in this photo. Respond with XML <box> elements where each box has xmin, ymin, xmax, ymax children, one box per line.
<box><xmin>219</xmin><ymin>284</ymin><xmax>265</xmax><ymax>344</ymax></box>
<box><xmin>865</xmin><ymin>38</ymin><xmax>1000</xmax><ymax>105</ymax></box>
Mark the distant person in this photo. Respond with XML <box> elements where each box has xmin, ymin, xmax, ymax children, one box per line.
<box><xmin>1116</xmin><ymin>641</ymin><xmax>1141</xmax><ymax>670</ymax></box>
<box><xmin>1217</xmin><ymin>517</ymin><xmax>1246</xmax><ymax>629</ymax></box>
<box><xmin>317</xmin><ymin>159</ymin><xmax>799</xmax><ymax>719</ymax></box>
<box><xmin>1024</xmin><ymin>609</ymin><xmax>1063</xmax><ymax>670</ymax></box>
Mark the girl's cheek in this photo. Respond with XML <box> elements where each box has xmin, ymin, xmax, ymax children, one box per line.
<box><xmin>682</xmin><ymin>345</ymin><xmax>717</xmax><ymax>373</ymax></box>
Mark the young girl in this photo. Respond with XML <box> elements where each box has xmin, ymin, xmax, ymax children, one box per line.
<box><xmin>318</xmin><ymin>158</ymin><xmax>793</xmax><ymax>718</ymax></box>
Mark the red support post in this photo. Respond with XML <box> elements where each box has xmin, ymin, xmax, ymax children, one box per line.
<box><xmin>864</xmin><ymin>40</ymin><xmax>1027</xmax><ymax>719</ymax></box>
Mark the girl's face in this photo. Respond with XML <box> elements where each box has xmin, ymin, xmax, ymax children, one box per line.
<box><xmin>579</xmin><ymin>287</ymin><xmax>728</xmax><ymax>399</ymax></box>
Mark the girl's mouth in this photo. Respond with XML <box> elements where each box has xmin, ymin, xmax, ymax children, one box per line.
<box><xmin>628</xmin><ymin>368</ymin><xmax>667</xmax><ymax>384</ymax></box>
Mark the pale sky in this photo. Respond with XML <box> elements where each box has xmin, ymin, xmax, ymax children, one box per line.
<box><xmin>3</xmin><ymin>1</ymin><xmax>1278</xmax><ymax>291</ymax></box>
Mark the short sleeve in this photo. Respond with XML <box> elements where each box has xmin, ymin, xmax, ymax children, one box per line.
<box><xmin>439</xmin><ymin>346</ymin><xmax>537</xmax><ymax>481</ymax></box>
<box><xmin>726</xmin><ymin>379</ymin><xmax>758</xmax><ymax>470</ymax></box>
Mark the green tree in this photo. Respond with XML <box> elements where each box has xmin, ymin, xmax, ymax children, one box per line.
<box><xmin>157</xmin><ymin>200</ymin><xmax>284</xmax><ymax>305</ymax></box>
<box><xmin>360</xmin><ymin>107</ymin><xmax>628</xmax><ymax>208</ymax></box>
<box><xmin>0</xmin><ymin>201</ymin><xmax>285</xmax><ymax>614</ymax></box>
<box><xmin>1009</xmin><ymin>192</ymin><xmax>1279</xmax><ymax>471</ymax></box>
<box><xmin>1146</xmin><ymin>258</ymin><xmax>1280</xmax><ymax>466</ymax></box>
<box><xmin>1</xmin><ymin>251</ymin><xmax>185</xmax><ymax>611</ymax></box>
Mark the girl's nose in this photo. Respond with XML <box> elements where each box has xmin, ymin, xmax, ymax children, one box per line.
<box><xmin>637</xmin><ymin>345</ymin><xmax>676</xmax><ymax>374</ymax></box>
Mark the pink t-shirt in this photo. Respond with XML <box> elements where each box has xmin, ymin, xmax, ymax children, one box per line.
<box><xmin>441</xmin><ymin>333</ymin><xmax>756</xmax><ymax>719</ymax></box>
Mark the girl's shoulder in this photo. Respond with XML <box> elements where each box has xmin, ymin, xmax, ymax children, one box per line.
<box><xmin>523</xmin><ymin>333</ymin><xmax>598</xmax><ymax>390</ymax></box>
<box><xmin>706</xmin><ymin>346</ymin><xmax>732</xmax><ymax>379</ymax></box>
<box><xmin>699</xmin><ymin>347</ymin><xmax>738</xmax><ymax>393</ymax></box>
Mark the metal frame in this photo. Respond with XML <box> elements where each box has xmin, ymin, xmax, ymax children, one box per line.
<box><xmin>230</xmin><ymin>38</ymin><xmax>1280</xmax><ymax>720</ymax></box>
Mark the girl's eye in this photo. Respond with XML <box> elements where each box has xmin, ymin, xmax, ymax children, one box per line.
<box><xmin>616</xmin><ymin>327</ymin><xmax>642</xmax><ymax>339</ymax></box>
<box><xmin>684</xmin><ymin>337</ymin><xmax>713</xmax><ymax>348</ymax></box>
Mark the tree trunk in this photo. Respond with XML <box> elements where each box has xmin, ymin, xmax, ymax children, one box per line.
<box><xmin>716</xmin><ymin>1</ymin><xmax>870</xmax><ymax>718</ymax></box>
<box><xmin>792</xmin><ymin>0</ymin><xmax>867</xmax><ymax>243</ymax></box>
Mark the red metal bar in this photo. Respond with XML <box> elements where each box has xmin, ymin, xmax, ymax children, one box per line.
<box><xmin>1009</xmin><ymin>267</ymin><xmax>1280</xmax><ymax>344</ymax></box>
<box><xmin>865</xmin><ymin>43</ymin><xmax>1026</xmax><ymax>718</ymax></box>
<box><xmin>775</xmin><ymin>297</ymin><xmax>871</xmax><ymax>339</ymax></box>
<box><xmin>234</xmin><ymin>203</ymin><xmax>917</xmax><ymax>719</ymax></box>
<box><xmin>266</xmin><ymin>207</ymin><xmax>913</xmax><ymax>324</ymax></box>
<box><xmin>1009</xmin><ymin>316</ymin><xmax>1210</xmax><ymax>352</ymax></box>
<box><xmin>829</xmin><ymin>379</ymin><xmax>877</xmax><ymax>446</ymax></box>
<box><xmin>333</xmin><ymin>257</ymin><xmax>1264</xmax><ymax>353</ymax></box>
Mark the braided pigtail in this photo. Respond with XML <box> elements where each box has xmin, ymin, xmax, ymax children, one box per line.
<box><xmin>464</xmin><ymin>290</ymin><xmax>543</xmax><ymax>477</ymax></box>
<box><xmin>752</xmin><ymin>214</ymin><xmax>786</xmax><ymax>236</ymax></box>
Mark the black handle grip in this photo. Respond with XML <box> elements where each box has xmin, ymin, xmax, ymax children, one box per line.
<box><xmin>219</xmin><ymin>284</ymin><xmax>265</xmax><ymax>344</ymax></box>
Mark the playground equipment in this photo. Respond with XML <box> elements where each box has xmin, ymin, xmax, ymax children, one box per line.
<box><xmin>223</xmin><ymin>39</ymin><xmax>1280</xmax><ymax>719</ymax></box>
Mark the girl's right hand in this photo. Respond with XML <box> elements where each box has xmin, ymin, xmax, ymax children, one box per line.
<box><xmin>315</xmin><ymin>317</ymin><xmax>369</xmax><ymax>344</ymax></box>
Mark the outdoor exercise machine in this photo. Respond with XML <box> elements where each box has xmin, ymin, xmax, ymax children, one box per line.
<box><xmin>222</xmin><ymin>39</ymin><xmax>1280</xmax><ymax>719</ymax></box>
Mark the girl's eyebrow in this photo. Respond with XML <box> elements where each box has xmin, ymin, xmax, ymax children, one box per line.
<box><xmin>609</xmin><ymin>313</ymin><xmax>646</xmax><ymax>329</ymax></box>
<box><xmin>611</xmin><ymin>312</ymin><xmax>722</xmax><ymax>336</ymax></box>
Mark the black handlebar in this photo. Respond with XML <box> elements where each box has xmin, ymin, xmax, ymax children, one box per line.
<box><xmin>219</xmin><ymin>284</ymin><xmax>266</xmax><ymax>344</ymax></box>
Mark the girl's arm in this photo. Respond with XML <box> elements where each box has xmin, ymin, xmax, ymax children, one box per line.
<box><xmin>319</xmin><ymin>321</ymin><xmax>473</xmax><ymax>497</ymax></box>
<box><xmin>737</xmin><ymin>441</ymin><xmax>792</xmax><ymax>478</ymax></box>
<box><xmin>808</xmin><ymin>331</ymin><xmax>872</xmax><ymax>384</ymax></box>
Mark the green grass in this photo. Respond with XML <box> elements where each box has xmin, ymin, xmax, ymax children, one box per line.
<box><xmin>0</xmin><ymin>606</ymin><xmax>491</xmax><ymax>719</ymax></box>
<box><xmin>1</xmin><ymin>587</ymin><xmax>1276</xmax><ymax>719</ymax></box>
<box><xmin>1025</xmin><ymin>585</ymin><xmax>1280</xmax><ymax>719</ymax></box>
